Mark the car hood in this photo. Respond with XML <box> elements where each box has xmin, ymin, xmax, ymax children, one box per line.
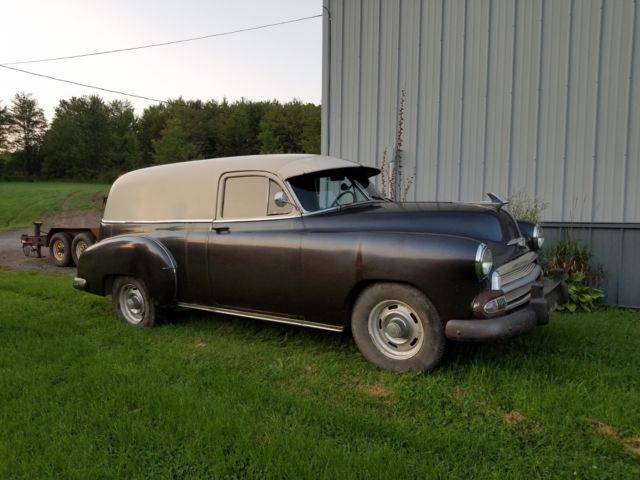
<box><xmin>304</xmin><ymin>201</ymin><xmax>529</xmax><ymax>265</ymax></box>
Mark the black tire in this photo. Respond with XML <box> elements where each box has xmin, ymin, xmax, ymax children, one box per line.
<box><xmin>71</xmin><ymin>232</ymin><xmax>96</xmax><ymax>265</ymax></box>
<box><xmin>112</xmin><ymin>276</ymin><xmax>158</xmax><ymax>327</ymax></box>
<box><xmin>351</xmin><ymin>283</ymin><xmax>445</xmax><ymax>373</ymax></box>
<box><xmin>49</xmin><ymin>232</ymin><xmax>74</xmax><ymax>267</ymax></box>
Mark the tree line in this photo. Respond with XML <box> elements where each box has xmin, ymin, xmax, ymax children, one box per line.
<box><xmin>0</xmin><ymin>92</ymin><xmax>321</xmax><ymax>182</ymax></box>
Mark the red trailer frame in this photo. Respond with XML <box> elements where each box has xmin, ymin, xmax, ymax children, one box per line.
<box><xmin>21</xmin><ymin>221</ymin><xmax>100</xmax><ymax>267</ymax></box>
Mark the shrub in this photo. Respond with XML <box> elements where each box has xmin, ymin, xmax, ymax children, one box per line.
<box><xmin>506</xmin><ymin>190</ymin><xmax>548</xmax><ymax>223</ymax></box>
<box><xmin>543</xmin><ymin>231</ymin><xmax>605</xmax><ymax>312</ymax></box>
<box><xmin>380</xmin><ymin>90</ymin><xmax>416</xmax><ymax>201</ymax></box>
<box><xmin>557</xmin><ymin>272</ymin><xmax>605</xmax><ymax>312</ymax></box>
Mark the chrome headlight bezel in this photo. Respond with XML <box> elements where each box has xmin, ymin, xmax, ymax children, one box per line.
<box><xmin>475</xmin><ymin>243</ymin><xmax>493</xmax><ymax>279</ymax></box>
<box><xmin>532</xmin><ymin>224</ymin><xmax>544</xmax><ymax>250</ymax></box>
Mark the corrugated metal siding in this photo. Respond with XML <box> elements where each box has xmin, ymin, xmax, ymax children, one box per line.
<box><xmin>322</xmin><ymin>0</ymin><xmax>640</xmax><ymax>224</ymax></box>
<box><xmin>545</xmin><ymin>225</ymin><xmax>640</xmax><ymax>307</ymax></box>
<box><xmin>322</xmin><ymin>0</ymin><xmax>640</xmax><ymax>307</ymax></box>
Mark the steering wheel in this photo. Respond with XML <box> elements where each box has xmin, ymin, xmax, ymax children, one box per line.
<box><xmin>330</xmin><ymin>190</ymin><xmax>356</xmax><ymax>207</ymax></box>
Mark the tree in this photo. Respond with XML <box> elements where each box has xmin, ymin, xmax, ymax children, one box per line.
<box><xmin>41</xmin><ymin>95</ymin><xmax>140</xmax><ymax>179</ymax></box>
<box><xmin>259</xmin><ymin>100</ymin><xmax>321</xmax><ymax>154</ymax></box>
<box><xmin>149</xmin><ymin>99</ymin><xmax>216</xmax><ymax>164</ymax></box>
<box><xmin>137</xmin><ymin>103</ymin><xmax>169</xmax><ymax>166</ymax></box>
<box><xmin>152</xmin><ymin>117</ymin><xmax>200</xmax><ymax>164</ymax></box>
<box><xmin>7</xmin><ymin>92</ymin><xmax>47</xmax><ymax>176</ymax></box>
<box><xmin>105</xmin><ymin>99</ymin><xmax>141</xmax><ymax>176</ymax></box>
<box><xmin>215</xmin><ymin>99</ymin><xmax>270</xmax><ymax>157</ymax></box>
<box><xmin>0</xmin><ymin>101</ymin><xmax>9</xmax><ymax>152</ymax></box>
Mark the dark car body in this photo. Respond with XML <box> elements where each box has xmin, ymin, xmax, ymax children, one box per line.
<box><xmin>74</xmin><ymin>154</ymin><xmax>567</xmax><ymax>371</ymax></box>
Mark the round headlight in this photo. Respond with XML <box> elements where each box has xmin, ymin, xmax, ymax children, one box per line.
<box><xmin>532</xmin><ymin>224</ymin><xmax>544</xmax><ymax>250</ymax></box>
<box><xmin>475</xmin><ymin>244</ymin><xmax>493</xmax><ymax>279</ymax></box>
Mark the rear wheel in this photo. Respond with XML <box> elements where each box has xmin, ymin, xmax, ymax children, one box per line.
<box><xmin>71</xmin><ymin>232</ymin><xmax>96</xmax><ymax>265</ymax></box>
<box><xmin>49</xmin><ymin>232</ymin><xmax>73</xmax><ymax>267</ymax></box>
<box><xmin>351</xmin><ymin>283</ymin><xmax>445</xmax><ymax>373</ymax></box>
<box><xmin>112</xmin><ymin>276</ymin><xmax>157</xmax><ymax>327</ymax></box>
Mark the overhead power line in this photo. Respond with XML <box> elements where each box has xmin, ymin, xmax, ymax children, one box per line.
<box><xmin>0</xmin><ymin>64</ymin><xmax>167</xmax><ymax>104</ymax></box>
<box><xmin>0</xmin><ymin>14</ymin><xmax>322</xmax><ymax>66</ymax></box>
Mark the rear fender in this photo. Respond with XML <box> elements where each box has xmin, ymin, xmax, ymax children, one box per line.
<box><xmin>77</xmin><ymin>234</ymin><xmax>177</xmax><ymax>306</ymax></box>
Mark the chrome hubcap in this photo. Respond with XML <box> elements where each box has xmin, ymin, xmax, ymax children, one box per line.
<box><xmin>119</xmin><ymin>284</ymin><xmax>145</xmax><ymax>324</ymax></box>
<box><xmin>368</xmin><ymin>300</ymin><xmax>424</xmax><ymax>359</ymax></box>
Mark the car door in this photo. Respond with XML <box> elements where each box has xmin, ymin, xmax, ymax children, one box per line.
<box><xmin>207</xmin><ymin>172</ymin><xmax>303</xmax><ymax>317</ymax></box>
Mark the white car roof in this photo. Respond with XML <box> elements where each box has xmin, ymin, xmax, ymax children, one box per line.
<box><xmin>102</xmin><ymin>154</ymin><xmax>374</xmax><ymax>222</ymax></box>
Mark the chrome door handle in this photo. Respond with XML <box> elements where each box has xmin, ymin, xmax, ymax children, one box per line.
<box><xmin>212</xmin><ymin>226</ymin><xmax>230</xmax><ymax>234</ymax></box>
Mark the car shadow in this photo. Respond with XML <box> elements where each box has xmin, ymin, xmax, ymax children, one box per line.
<box><xmin>162</xmin><ymin>308</ymin><xmax>350</xmax><ymax>347</ymax></box>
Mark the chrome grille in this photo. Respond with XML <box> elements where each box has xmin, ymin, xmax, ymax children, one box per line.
<box><xmin>501</xmin><ymin>261</ymin><xmax>537</xmax><ymax>285</ymax></box>
<box><xmin>491</xmin><ymin>252</ymin><xmax>541</xmax><ymax>310</ymax></box>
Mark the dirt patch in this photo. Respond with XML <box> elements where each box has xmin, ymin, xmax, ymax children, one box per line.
<box><xmin>451</xmin><ymin>386</ymin><xmax>469</xmax><ymax>403</ymax></box>
<box><xmin>591</xmin><ymin>419</ymin><xmax>640</xmax><ymax>458</ymax></box>
<box><xmin>358</xmin><ymin>383</ymin><xmax>394</xmax><ymax>398</ymax></box>
<box><xmin>503</xmin><ymin>410</ymin><xmax>526</xmax><ymax>425</ymax></box>
<box><xmin>591</xmin><ymin>419</ymin><xmax>617</xmax><ymax>437</ymax></box>
<box><xmin>624</xmin><ymin>437</ymin><xmax>640</xmax><ymax>457</ymax></box>
<box><xmin>0</xmin><ymin>213</ymin><xmax>101</xmax><ymax>275</ymax></box>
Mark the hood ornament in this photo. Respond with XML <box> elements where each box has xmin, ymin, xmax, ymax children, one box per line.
<box><xmin>487</xmin><ymin>192</ymin><xmax>509</xmax><ymax>207</ymax></box>
<box><xmin>461</xmin><ymin>192</ymin><xmax>510</xmax><ymax>210</ymax></box>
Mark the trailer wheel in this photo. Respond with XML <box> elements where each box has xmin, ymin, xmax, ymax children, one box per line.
<box><xmin>71</xmin><ymin>232</ymin><xmax>96</xmax><ymax>265</ymax></box>
<box><xmin>49</xmin><ymin>232</ymin><xmax>74</xmax><ymax>267</ymax></box>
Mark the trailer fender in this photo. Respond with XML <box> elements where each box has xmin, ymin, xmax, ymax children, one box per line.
<box><xmin>75</xmin><ymin>234</ymin><xmax>177</xmax><ymax>306</ymax></box>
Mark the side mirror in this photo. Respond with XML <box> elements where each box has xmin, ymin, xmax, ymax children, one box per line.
<box><xmin>274</xmin><ymin>191</ymin><xmax>290</xmax><ymax>208</ymax></box>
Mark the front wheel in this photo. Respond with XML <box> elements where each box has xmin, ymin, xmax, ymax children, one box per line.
<box><xmin>112</xmin><ymin>276</ymin><xmax>158</xmax><ymax>327</ymax></box>
<box><xmin>351</xmin><ymin>283</ymin><xmax>445</xmax><ymax>373</ymax></box>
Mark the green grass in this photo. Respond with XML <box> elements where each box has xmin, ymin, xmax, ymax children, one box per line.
<box><xmin>0</xmin><ymin>182</ymin><xmax>109</xmax><ymax>232</ymax></box>
<box><xmin>1</xmin><ymin>269</ymin><xmax>639</xmax><ymax>479</ymax></box>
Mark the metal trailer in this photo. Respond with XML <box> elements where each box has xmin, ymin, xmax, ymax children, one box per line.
<box><xmin>21</xmin><ymin>221</ymin><xmax>100</xmax><ymax>267</ymax></box>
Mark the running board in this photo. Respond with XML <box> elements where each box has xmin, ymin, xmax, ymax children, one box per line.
<box><xmin>176</xmin><ymin>302</ymin><xmax>344</xmax><ymax>333</ymax></box>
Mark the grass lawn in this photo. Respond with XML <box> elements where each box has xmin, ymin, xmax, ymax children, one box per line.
<box><xmin>1</xmin><ymin>269</ymin><xmax>639</xmax><ymax>479</ymax></box>
<box><xmin>0</xmin><ymin>182</ymin><xmax>109</xmax><ymax>232</ymax></box>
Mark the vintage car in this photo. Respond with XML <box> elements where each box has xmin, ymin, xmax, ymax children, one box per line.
<box><xmin>74</xmin><ymin>154</ymin><xmax>567</xmax><ymax>372</ymax></box>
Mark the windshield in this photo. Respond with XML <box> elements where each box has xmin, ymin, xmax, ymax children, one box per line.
<box><xmin>288</xmin><ymin>167</ymin><xmax>386</xmax><ymax>212</ymax></box>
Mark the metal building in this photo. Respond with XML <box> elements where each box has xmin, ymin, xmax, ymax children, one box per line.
<box><xmin>321</xmin><ymin>0</ymin><xmax>640</xmax><ymax>307</ymax></box>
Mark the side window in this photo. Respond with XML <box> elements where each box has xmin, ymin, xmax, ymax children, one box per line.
<box><xmin>267</xmin><ymin>179</ymin><xmax>293</xmax><ymax>216</ymax></box>
<box><xmin>221</xmin><ymin>176</ymin><xmax>269</xmax><ymax>219</ymax></box>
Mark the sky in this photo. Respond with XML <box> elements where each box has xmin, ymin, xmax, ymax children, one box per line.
<box><xmin>0</xmin><ymin>0</ymin><xmax>322</xmax><ymax>121</ymax></box>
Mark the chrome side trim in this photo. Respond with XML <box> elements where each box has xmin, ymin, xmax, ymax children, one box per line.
<box><xmin>176</xmin><ymin>302</ymin><xmax>344</xmax><ymax>332</ymax></box>
<box><xmin>212</xmin><ymin>213</ymin><xmax>300</xmax><ymax>224</ymax></box>
<box><xmin>102</xmin><ymin>219</ymin><xmax>212</xmax><ymax>224</ymax></box>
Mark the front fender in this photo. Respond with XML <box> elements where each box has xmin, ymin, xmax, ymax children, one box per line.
<box><xmin>76</xmin><ymin>234</ymin><xmax>177</xmax><ymax>306</ymax></box>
